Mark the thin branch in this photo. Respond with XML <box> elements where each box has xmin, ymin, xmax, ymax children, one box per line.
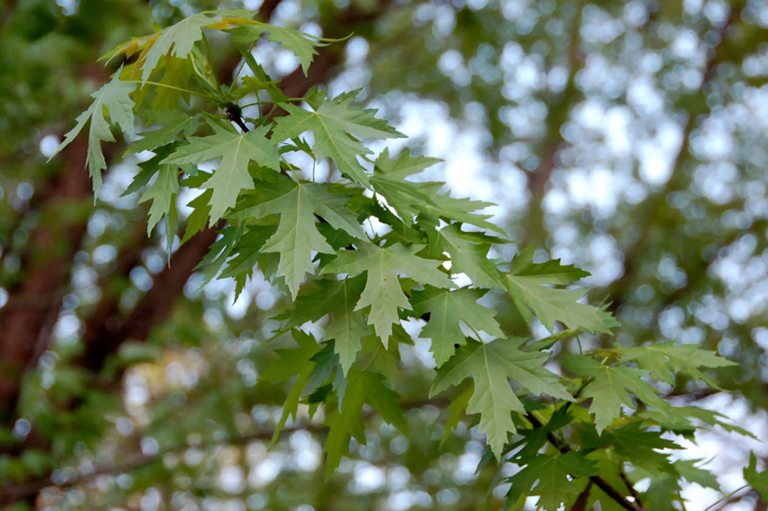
<box><xmin>525</xmin><ymin>413</ymin><xmax>646</xmax><ymax>511</ymax></box>
<box><xmin>619</xmin><ymin>470</ymin><xmax>644</xmax><ymax>509</ymax></box>
<box><xmin>0</xmin><ymin>426</ymin><xmax>310</xmax><ymax>505</ymax></box>
<box><xmin>569</xmin><ymin>481</ymin><xmax>592</xmax><ymax>511</ymax></box>
<box><xmin>1</xmin><ymin>397</ymin><xmax>448</xmax><ymax>505</ymax></box>
<box><xmin>703</xmin><ymin>484</ymin><xmax>749</xmax><ymax>511</ymax></box>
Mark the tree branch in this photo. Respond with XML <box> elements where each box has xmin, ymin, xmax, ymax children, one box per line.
<box><xmin>605</xmin><ymin>6</ymin><xmax>740</xmax><ymax>315</ymax></box>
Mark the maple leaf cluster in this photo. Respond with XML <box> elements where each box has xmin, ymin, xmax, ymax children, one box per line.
<box><xmin>51</xmin><ymin>9</ymin><xmax>758</xmax><ymax>511</ymax></box>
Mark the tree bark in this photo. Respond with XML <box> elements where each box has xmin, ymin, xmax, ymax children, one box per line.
<box><xmin>0</xmin><ymin>136</ymin><xmax>93</xmax><ymax>422</ymax></box>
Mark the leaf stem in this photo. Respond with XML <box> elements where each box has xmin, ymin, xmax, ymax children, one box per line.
<box><xmin>232</xmin><ymin>42</ymin><xmax>255</xmax><ymax>85</ymax></box>
<box><xmin>466</xmin><ymin>324</ymin><xmax>484</xmax><ymax>342</ymax></box>
<box><xmin>200</xmin><ymin>31</ymin><xmax>221</xmax><ymax>92</ymax></box>
<box><xmin>124</xmin><ymin>80</ymin><xmax>212</xmax><ymax>100</ymax></box>
<box><xmin>238</xmin><ymin>97</ymin><xmax>305</xmax><ymax>108</ymax></box>
<box><xmin>701</xmin><ymin>484</ymin><xmax>748</xmax><ymax>511</ymax></box>
<box><xmin>361</xmin><ymin>344</ymin><xmax>380</xmax><ymax>371</ymax></box>
<box><xmin>279</xmin><ymin>154</ymin><xmax>301</xmax><ymax>181</ymax></box>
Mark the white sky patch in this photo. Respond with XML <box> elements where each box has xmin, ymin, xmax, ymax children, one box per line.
<box><xmin>39</xmin><ymin>134</ymin><xmax>60</xmax><ymax>158</ymax></box>
<box><xmin>638</xmin><ymin>121</ymin><xmax>683</xmax><ymax>185</ymax></box>
<box><xmin>352</xmin><ymin>462</ymin><xmax>386</xmax><ymax>493</ymax></box>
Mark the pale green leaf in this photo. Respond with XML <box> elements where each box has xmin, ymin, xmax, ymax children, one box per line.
<box><xmin>431</xmin><ymin>338</ymin><xmax>572</xmax><ymax>458</ymax></box>
<box><xmin>231</xmin><ymin>178</ymin><xmax>365</xmax><ymax>298</ymax></box>
<box><xmin>139</xmin><ymin>165</ymin><xmax>179</xmax><ymax>236</ymax></box>
<box><xmin>440</xmin><ymin>386</ymin><xmax>472</xmax><ymax>447</ymax></box>
<box><xmin>410</xmin><ymin>286</ymin><xmax>504</xmax><ymax>367</ymax></box>
<box><xmin>272</xmin><ymin>91</ymin><xmax>404</xmax><ymax>187</ymax></box>
<box><xmin>163</xmin><ymin>122</ymin><xmax>280</xmax><ymax>222</ymax></box>
<box><xmin>503</xmin><ymin>245</ymin><xmax>616</xmax><ymax>334</ymax></box>
<box><xmin>126</xmin><ymin>111</ymin><xmax>199</xmax><ymax>156</ymax></box>
<box><xmin>141</xmin><ymin>13</ymin><xmax>214</xmax><ymax>84</ymax></box>
<box><xmin>322</xmin><ymin>278</ymin><xmax>371</xmax><ymax>374</ymax></box>
<box><xmin>371</xmin><ymin>149</ymin><xmax>442</xmax><ymax>224</ymax></box>
<box><xmin>675</xmin><ymin>460</ymin><xmax>720</xmax><ymax>491</ymax></box>
<box><xmin>50</xmin><ymin>70</ymin><xmax>136</xmax><ymax>196</ymax></box>
<box><xmin>182</xmin><ymin>188</ymin><xmax>212</xmax><ymax>244</ymax></box>
<box><xmin>430</xmin><ymin>224</ymin><xmax>504</xmax><ymax>289</ymax></box>
<box><xmin>194</xmin><ymin>224</ymin><xmax>244</xmax><ymax>284</ymax></box>
<box><xmin>746</xmin><ymin>453</ymin><xmax>768</xmax><ymax>500</ymax></box>
<box><xmin>563</xmin><ymin>355</ymin><xmax>667</xmax><ymax>433</ymax></box>
<box><xmin>229</xmin><ymin>23</ymin><xmax>325</xmax><ymax>74</ymax></box>
<box><xmin>272</xmin><ymin>276</ymin><xmax>371</xmax><ymax>372</ymax></box>
<box><xmin>260</xmin><ymin>330</ymin><xmax>319</xmax><ymax>445</ymax></box>
<box><xmin>322</xmin><ymin>243</ymin><xmax>453</xmax><ymax>345</ymax></box>
<box><xmin>619</xmin><ymin>342</ymin><xmax>736</xmax><ymax>386</ymax></box>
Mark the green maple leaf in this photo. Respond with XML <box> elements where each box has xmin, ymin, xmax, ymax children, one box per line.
<box><xmin>182</xmin><ymin>190</ymin><xmax>213</xmax><ymax>244</ymax></box>
<box><xmin>122</xmin><ymin>143</ymin><xmax>176</xmax><ymax>197</ymax></box>
<box><xmin>674</xmin><ymin>460</ymin><xmax>720</xmax><ymax>491</ymax></box>
<box><xmin>195</xmin><ymin>224</ymin><xmax>244</xmax><ymax>284</ymax></box>
<box><xmin>637</xmin><ymin>406</ymin><xmax>755</xmax><ymax>439</ymax></box>
<box><xmin>524</xmin><ymin>328</ymin><xmax>578</xmax><ymax>352</ymax></box>
<box><xmin>419</xmin><ymin>190</ymin><xmax>504</xmax><ymax>234</ymax></box>
<box><xmin>506</xmin><ymin>451</ymin><xmax>598</xmax><ymax>511</ymax></box>
<box><xmin>514</xmin><ymin>409</ymin><xmax>575</xmax><ymax>462</ymax></box>
<box><xmin>274</xmin><ymin>276</ymin><xmax>371</xmax><ymax>373</ymax></box>
<box><xmin>562</xmin><ymin>355</ymin><xmax>667</xmax><ymax>433</ymax></box>
<box><xmin>371</xmin><ymin>149</ymin><xmax>442</xmax><ymax>224</ymax></box>
<box><xmin>371</xmin><ymin>149</ymin><xmax>503</xmax><ymax>233</ymax></box>
<box><xmin>219</xmin><ymin>224</ymin><xmax>278</xmax><ymax>298</ymax></box>
<box><xmin>374</xmin><ymin>148</ymin><xmax>441</xmax><ymax>178</ymax></box>
<box><xmin>430</xmin><ymin>338</ymin><xmax>572</xmax><ymax>458</ymax></box>
<box><xmin>272</xmin><ymin>90</ymin><xmax>404</xmax><ymax>187</ymax></box>
<box><xmin>162</xmin><ymin>120</ymin><xmax>280</xmax><ymax>222</ymax></box>
<box><xmin>324</xmin><ymin>368</ymin><xmax>406</xmax><ymax>475</ymax></box>
<box><xmin>260</xmin><ymin>330</ymin><xmax>319</xmax><ymax>445</ymax></box>
<box><xmin>581</xmin><ymin>422</ymin><xmax>679</xmax><ymax>475</ymax></box>
<box><xmin>428</xmin><ymin>224</ymin><xmax>505</xmax><ymax>289</ymax></box>
<box><xmin>502</xmin><ymin>245</ymin><xmax>616</xmax><ymax>333</ymax></box>
<box><xmin>618</xmin><ymin>342</ymin><xmax>735</xmax><ymax>386</ymax></box>
<box><xmin>231</xmin><ymin>178</ymin><xmax>366</xmax><ymax>240</ymax></box>
<box><xmin>126</xmin><ymin>111</ymin><xmax>200</xmax><ymax>156</ymax></box>
<box><xmin>357</xmin><ymin>199</ymin><xmax>424</xmax><ymax>245</ymax></box>
<box><xmin>440</xmin><ymin>386</ymin><xmax>472</xmax><ymax>447</ymax></box>
<box><xmin>322</xmin><ymin>243</ymin><xmax>453</xmax><ymax>345</ymax></box>
<box><xmin>229</xmin><ymin>23</ymin><xmax>325</xmax><ymax>75</ymax></box>
<box><xmin>745</xmin><ymin>453</ymin><xmax>768</xmax><ymax>500</ymax></box>
<box><xmin>50</xmin><ymin>70</ymin><xmax>136</xmax><ymax>196</ymax></box>
<box><xmin>151</xmin><ymin>57</ymin><xmax>195</xmax><ymax>110</ymax></box>
<box><xmin>410</xmin><ymin>286</ymin><xmax>504</xmax><ymax>367</ymax></box>
<box><xmin>323</xmin><ymin>280</ymin><xmax>372</xmax><ymax>374</ymax></box>
<box><xmin>139</xmin><ymin>165</ymin><xmax>179</xmax><ymax>238</ymax></box>
<box><xmin>231</xmin><ymin>177</ymin><xmax>366</xmax><ymax>298</ymax></box>
<box><xmin>305</xmin><ymin>342</ymin><xmax>339</xmax><ymax>395</ymax></box>
<box><xmin>358</xmin><ymin>333</ymin><xmax>403</xmax><ymax>382</ymax></box>
<box><xmin>179</xmin><ymin>170</ymin><xmax>214</xmax><ymax>244</ymax></box>
<box><xmin>140</xmin><ymin>13</ymin><xmax>214</xmax><ymax>84</ymax></box>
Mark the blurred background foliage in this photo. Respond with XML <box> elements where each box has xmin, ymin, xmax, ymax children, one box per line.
<box><xmin>1</xmin><ymin>0</ymin><xmax>768</xmax><ymax>509</ymax></box>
